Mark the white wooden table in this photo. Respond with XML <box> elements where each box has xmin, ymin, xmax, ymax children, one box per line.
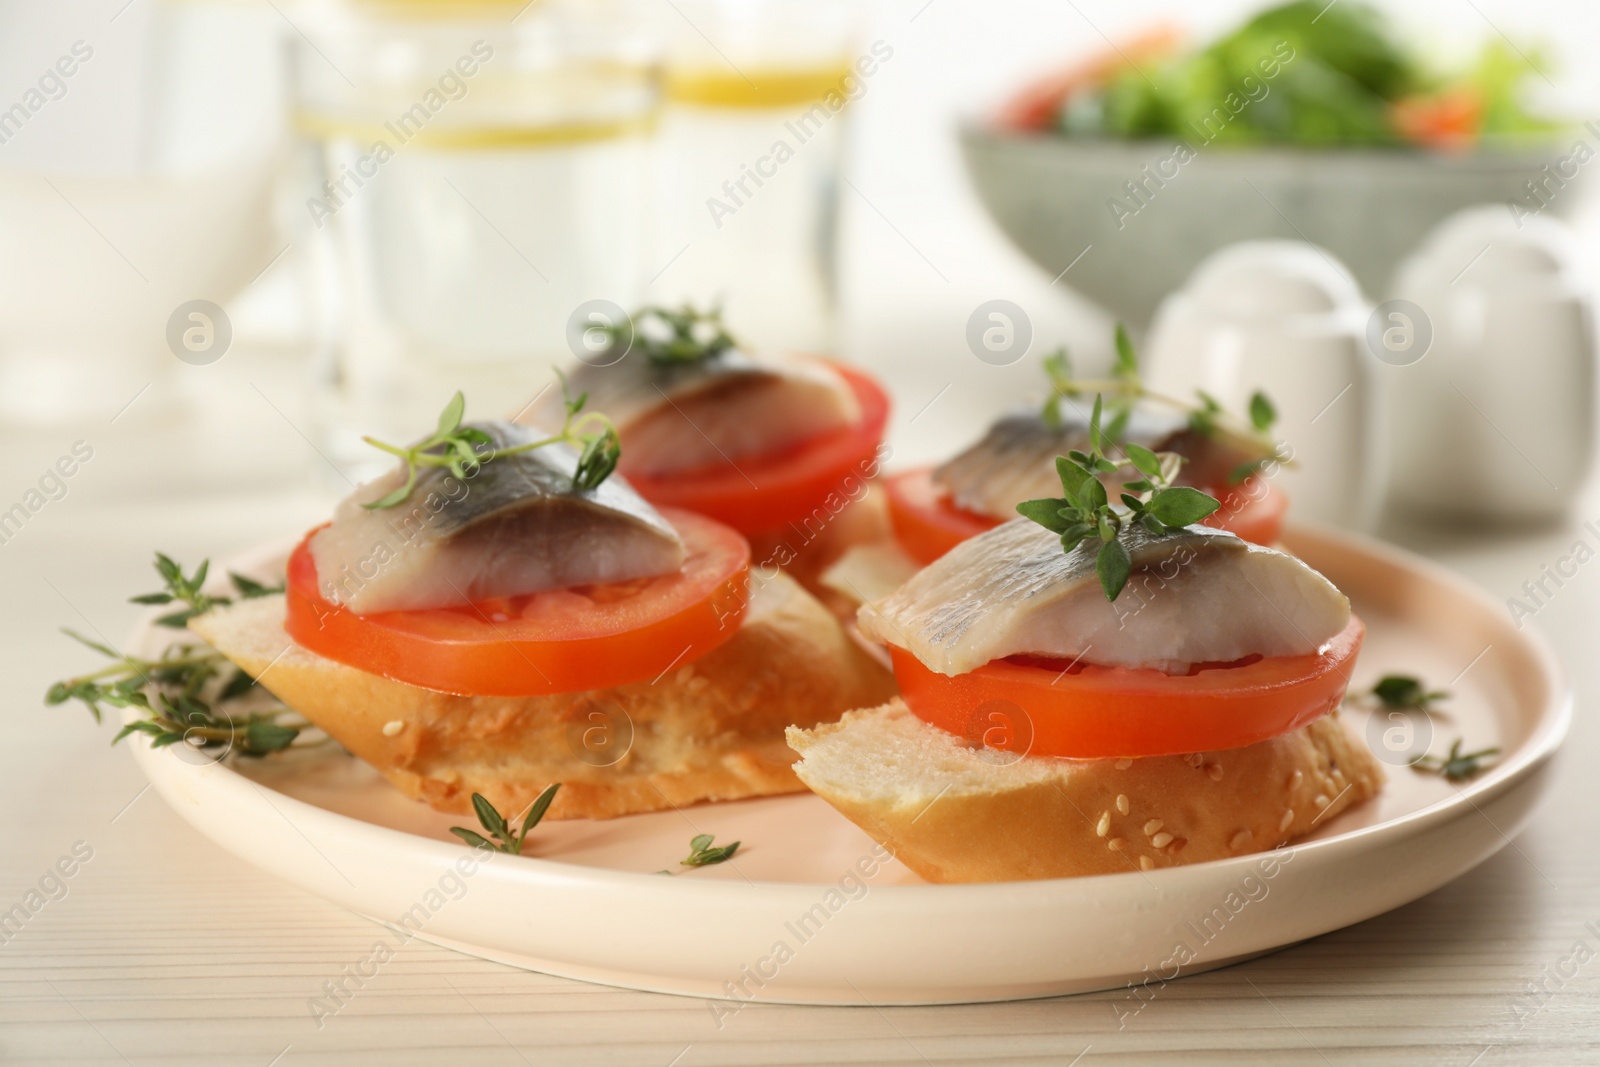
<box><xmin>3</xmin><ymin>410</ymin><xmax>1599</xmax><ymax>1066</ymax></box>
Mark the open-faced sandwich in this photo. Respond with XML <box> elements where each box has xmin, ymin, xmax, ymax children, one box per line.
<box><xmin>882</xmin><ymin>327</ymin><xmax>1289</xmax><ymax>566</ymax></box>
<box><xmin>521</xmin><ymin>305</ymin><xmax>892</xmax><ymax>609</ymax></box>
<box><xmin>790</xmin><ymin>397</ymin><xmax>1381</xmax><ymax>882</ymax></box>
<box><xmin>104</xmin><ymin>383</ymin><xmax>896</xmax><ymax>821</ymax></box>
<box><xmin>47</xmin><ymin>335</ymin><xmax>1385</xmax><ymax>887</ymax></box>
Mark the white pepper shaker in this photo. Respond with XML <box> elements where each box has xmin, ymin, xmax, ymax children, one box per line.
<box><xmin>1143</xmin><ymin>240</ymin><xmax>1388</xmax><ymax>532</ymax></box>
<box><xmin>1384</xmin><ymin>206</ymin><xmax>1595</xmax><ymax>521</ymax></box>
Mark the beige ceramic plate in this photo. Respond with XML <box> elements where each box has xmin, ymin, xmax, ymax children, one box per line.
<box><xmin>128</xmin><ymin>527</ymin><xmax>1568</xmax><ymax>1005</ymax></box>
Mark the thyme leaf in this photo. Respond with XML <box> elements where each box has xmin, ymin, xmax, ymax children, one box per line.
<box><xmin>48</xmin><ymin>555</ymin><xmax>308</xmax><ymax>757</ymax></box>
<box><xmin>657</xmin><ymin>833</ymin><xmax>741</xmax><ymax>873</ymax></box>
<box><xmin>610</xmin><ymin>304</ymin><xmax>737</xmax><ymax>365</ymax></box>
<box><xmin>1040</xmin><ymin>325</ymin><xmax>1283</xmax><ymax>471</ymax></box>
<box><xmin>1411</xmin><ymin>738</ymin><xmax>1500</xmax><ymax>782</ymax></box>
<box><xmin>361</xmin><ymin>374</ymin><xmax>621</xmax><ymax>510</ymax></box>
<box><xmin>449</xmin><ymin>784</ymin><xmax>560</xmax><ymax>855</ymax></box>
<box><xmin>1018</xmin><ymin>391</ymin><xmax>1220</xmax><ymax>601</ymax></box>
<box><xmin>682</xmin><ymin>833</ymin><xmax>740</xmax><ymax>867</ymax></box>
<box><xmin>1369</xmin><ymin>674</ymin><xmax>1450</xmax><ymax>712</ymax></box>
<box><xmin>131</xmin><ymin>553</ymin><xmax>281</xmax><ymax>628</ymax></box>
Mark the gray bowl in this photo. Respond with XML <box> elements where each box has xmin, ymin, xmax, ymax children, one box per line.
<box><xmin>960</xmin><ymin>126</ymin><xmax>1589</xmax><ymax>327</ymax></box>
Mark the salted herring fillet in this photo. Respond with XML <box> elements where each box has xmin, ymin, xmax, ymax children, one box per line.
<box><xmin>310</xmin><ymin>420</ymin><xmax>684</xmax><ymax>613</ymax></box>
<box><xmin>522</xmin><ymin>349</ymin><xmax>860</xmax><ymax>477</ymax></box>
<box><xmin>858</xmin><ymin>519</ymin><xmax>1349</xmax><ymax>676</ymax></box>
<box><xmin>932</xmin><ymin>406</ymin><xmax>1259</xmax><ymax>520</ymax></box>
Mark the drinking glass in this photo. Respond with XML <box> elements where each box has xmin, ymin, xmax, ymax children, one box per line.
<box><xmin>288</xmin><ymin>0</ymin><xmax>659</xmax><ymax>469</ymax></box>
<box><xmin>646</xmin><ymin>0</ymin><xmax>859</xmax><ymax>354</ymax></box>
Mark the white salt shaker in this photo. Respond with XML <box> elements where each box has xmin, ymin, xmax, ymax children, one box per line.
<box><xmin>1384</xmin><ymin>206</ymin><xmax>1595</xmax><ymax>521</ymax></box>
<box><xmin>1143</xmin><ymin>241</ymin><xmax>1388</xmax><ymax>531</ymax></box>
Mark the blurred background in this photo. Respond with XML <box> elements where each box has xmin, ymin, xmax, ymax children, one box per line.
<box><xmin>2</xmin><ymin>0</ymin><xmax>1598</xmax><ymax>536</ymax></box>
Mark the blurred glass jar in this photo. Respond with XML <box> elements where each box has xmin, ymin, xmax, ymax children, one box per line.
<box><xmin>647</xmin><ymin>0</ymin><xmax>859</xmax><ymax>355</ymax></box>
<box><xmin>0</xmin><ymin>0</ymin><xmax>284</xmax><ymax>427</ymax></box>
<box><xmin>287</xmin><ymin>0</ymin><xmax>659</xmax><ymax>468</ymax></box>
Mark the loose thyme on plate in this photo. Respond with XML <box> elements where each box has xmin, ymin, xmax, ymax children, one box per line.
<box><xmin>1412</xmin><ymin>739</ymin><xmax>1501</xmax><ymax>782</ymax></box>
<box><xmin>1347</xmin><ymin>674</ymin><xmax>1496</xmax><ymax>781</ymax></box>
<box><xmin>450</xmin><ymin>786</ymin><xmax>560</xmax><ymax>855</ymax></box>
<box><xmin>46</xmin><ymin>553</ymin><xmax>313</xmax><ymax>758</ymax></box>
<box><xmin>657</xmin><ymin>834</ymin><xmax>741</xmax><ymax>874</ymax></box>
<box><xmin>1367</xmin><ymin>674</ymin><xmax>1451</xmax><ymax>713</ymax></box>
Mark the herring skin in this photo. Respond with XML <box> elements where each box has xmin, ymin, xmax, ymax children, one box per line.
<box><xmin>311</xmin><ymin>420</ymin><xmax>685</xmax><ymax>613</ymax></box>
<box><xmin>932</xmin><ymin>405</ymin><xmax>1260</xmax><ymax>520</ymax></box>
<box><xmin>523</xmin><ymin>349</ymin><xmax>861</xmax><ymax>477</ymax></box>
<box><xmin>859</xmin><ymin>519</ymin><xmax>1350</xmax><ymax>676</ymax></box>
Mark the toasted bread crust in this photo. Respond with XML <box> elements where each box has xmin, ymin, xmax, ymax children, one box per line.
<box><xmin>190</xmin><ymin>573</ymin><xmax>895</xmax><ymax>820</ymax></box>
<box><xmin>788</xmin><ymin>700</ymin><xmax>1384</xmax><ymax>882</ymax></box>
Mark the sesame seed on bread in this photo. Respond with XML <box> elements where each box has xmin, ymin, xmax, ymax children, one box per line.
<box><xmin>786</xmin><ymin>699</ymin><xmax>1383</xmax><ymax>882</ymax></box>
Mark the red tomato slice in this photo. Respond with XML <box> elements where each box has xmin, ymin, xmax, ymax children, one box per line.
<box><xmin>621</xmin><ymin>363</ymin><xmax>889</xmax><ymax>537</ymax></box>
<box><xmin>886</xmin><ymin>467</ymin><xmax>1289</xmax><ymax>565</ymax></box>
<box><xmin>884</xmin><ymin>467</ymin><xmax>1000</xmax><ymax>565</ymax></box>
<box><xmin>285</xmin><ymin>508</ymin><xmax>750</xmax><ymax>697</ymax></box>
<box><xmin>1205</xmin><ymin>475</ymin><xmax>1288</xmax><ymax>546</ymax></box>
<box><xmin>891</xmin><ymin>615</ymin><xmax>1364</xmax><ymax>759</ymax></box>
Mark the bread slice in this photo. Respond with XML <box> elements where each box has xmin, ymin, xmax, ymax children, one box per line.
<box><xmin>787</xmin><ymin>700</ymin><xmax>1384</xmax><ymax>882</ymax></box>
<box><xmin>190</xmin><ymin>572</ymin><xmax>895</xmax><ymax>820</ymax></box>
<box><xmin>747</xmin><ymin>485</ymin><xmax>892</xmax><ymax>619</ymax></box>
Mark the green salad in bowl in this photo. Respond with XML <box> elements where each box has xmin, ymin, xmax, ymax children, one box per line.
<box><xmin>1003</xmin><ymin>0</ymin><xmax>1563</xmax><ymax>150</ymax></box>
<box><xmin>964</xmin><ymin>1</ymin><xmax>1586</xmax><ymax>326</ymax></box>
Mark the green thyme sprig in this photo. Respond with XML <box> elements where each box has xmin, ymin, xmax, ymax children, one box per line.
<box><xmin>109</xmin><ymin>686</ymin><xmax>302</xmax><ymax>756</ymax></box>
<box><xmin>656</xmin><ymin>833</ymin><xmax>741</xmax><ymax>874</ymax></box>
<box><xmin>682</xmin><ymin>833</ymin><xmax>740</xmax><ymax>866</ymax></box>
<box><xmin>1367</xmin><ymin>674</ymin><xmax>1451</xmax><ymax>713</ymax></box>
<box><xmin>361</xmin><ymin>372</ymin><xmax>620</xmax><ymax>510</ymax></box>
<box><xmin>362</xmin><ymin>391</ymin><xmax>493</xmax><ymax>508</ymax></box>
<box><xmin>1041</xmin><ymin>324</ymin><xmax>1141</xmax><ymax>437</ymax></box>
<box><xmin>1018</xmin><ymin>394</ymin><xmax>1221</xmax><ymax>602</ymax></box>
<box><xmin>130</xmin><ymin>553</ymin><xmax>284</xmax><ymax>629</ymax></box>
<box><xmin>46</xmin><ymin>556</ymin><xmax>310</xmax><ymax>758</ymax></box>
<box><xmin>1040</xmin><ymin>324</ymin><xmax>1283</xmax><ymax>484</ymax></box>
<box><xmin>609</xmin><ymin>304</ymin><xmax>737</xmax><ymax>365</ymax></box>
<box><xmin>1039</xmin><ymin>348</ymin><xmax>1076</xmax><ymax>430</ymax></box>
<box><xmin>1411</xmin><ymin>738</ymin><xmax>1501</xmax><ymax>782</ymax></box>
<box><xmin>548</xmin><ymin>370</ymin><xmax>624</xmax><ymax>492</ymax></box>
<box><xmin>49</xmin><ymin>631</ymin><xmax>216</xmax><ymax>723</ymax></box>
<box><xmin>449</xmin><ymin>785</ymin><xmax>560</xmax><ymax>855</ymax></box>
